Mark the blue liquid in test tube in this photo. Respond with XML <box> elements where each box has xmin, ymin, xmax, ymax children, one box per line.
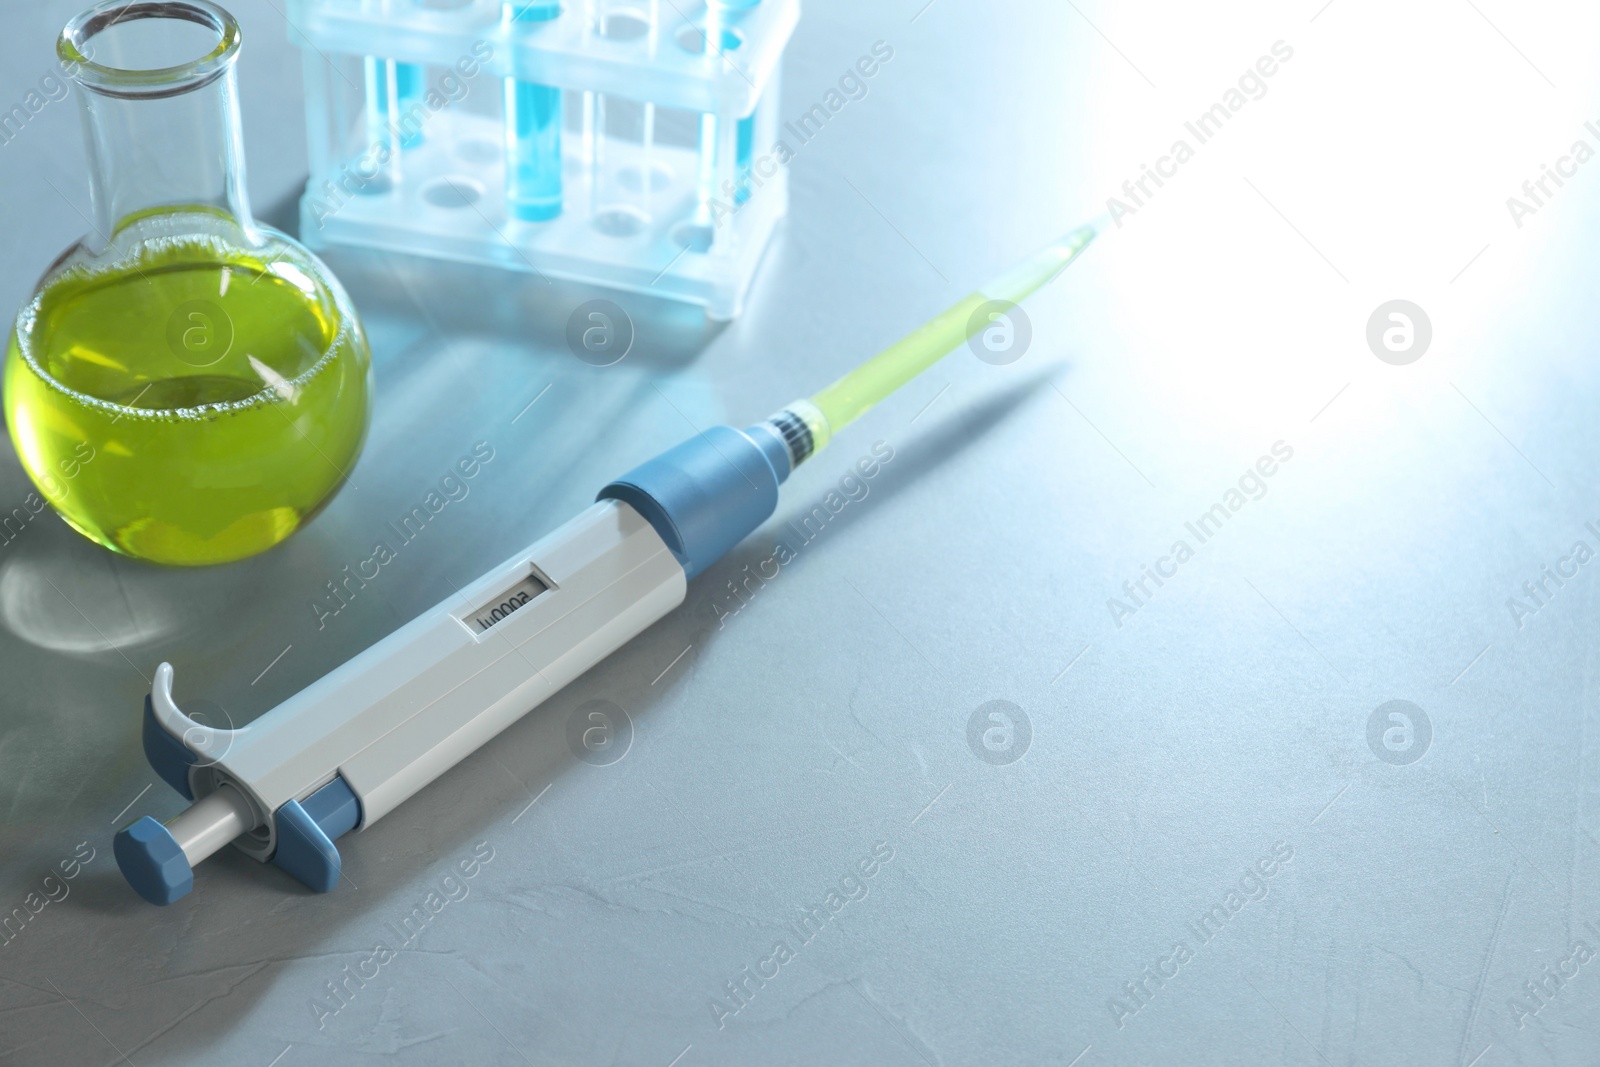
<box><xmin>504</xmin><ymin>1</ymin><xmax>563</xmax><ymax>222</ymax></box>
<box><xmin>395</xmin><ymin>63</ymin><xmax>426</xmax><ymax>148</ymax></box>
<box><xmin>364</xmin><ymin>58</ymin><xmax>427</xmax><ymax>156</ymax></box>
<box><xmin>701</xmin><ymin>1</ymin><xmax>760</xmax><ymax>210</ymax></box>
<box><xmin>734</xmin><ymin>109</ymin><xmax>754</xmax><ymax>204</ymax></box>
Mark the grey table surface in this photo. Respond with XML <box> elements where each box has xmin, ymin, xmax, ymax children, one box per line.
<box><xmin>4</xmin><ymin>0</ymin><xmax>1600</xmax><ymax>1064</ymax></box>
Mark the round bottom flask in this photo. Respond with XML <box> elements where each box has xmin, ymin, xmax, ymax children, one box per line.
<box><xmin>4</xmin><ymin>1</ymin><xmax>372</xmax><ymax>566</ymax></box>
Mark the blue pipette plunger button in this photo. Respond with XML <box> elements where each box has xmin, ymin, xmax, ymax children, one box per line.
<box><xmin>114</xmin><ymin>817</ymin><xmax>194</xmax><ymax>906</ymax></box>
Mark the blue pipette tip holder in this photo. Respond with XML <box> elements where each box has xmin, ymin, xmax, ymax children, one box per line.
<box><xmin>288</xmin><ymin>0</ymin><xmax>798</xmax><ymax>319</ymax></box>
<box><xmin>600</xmin><ymin>422</ymin><xmax>790</xmax><ymax>580</ymax></box>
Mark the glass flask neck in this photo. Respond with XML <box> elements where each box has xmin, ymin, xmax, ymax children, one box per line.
<box><xmin>60</xmin><ymin>1</ymin><xmax>257</xmax><ymax>253</ymax></box>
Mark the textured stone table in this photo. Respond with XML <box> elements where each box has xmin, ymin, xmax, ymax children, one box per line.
<box><xmin>3</xmin><ymin>1</ymin><xmax>1600</xmax><ymax>1064</ymax></box>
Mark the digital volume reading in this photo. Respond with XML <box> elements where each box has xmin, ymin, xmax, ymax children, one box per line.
<box><xmin>467</xmin><ymin>573</ymin><xmax>549</xmax><ymax>633</ymax></box>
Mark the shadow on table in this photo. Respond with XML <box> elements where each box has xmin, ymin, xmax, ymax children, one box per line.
<box><xmin>690</xmin><ymin>363</ymin><xmax>1067</xmax><ymax>618</ymax></box>
<box><xmin>6</xmin><ymin>308</ymin><xmax>1053</xmax><ymax>1064</ymax></box>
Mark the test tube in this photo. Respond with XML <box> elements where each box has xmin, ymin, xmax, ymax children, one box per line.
<box><xmin>733</xmin><ymin>105</ymin><xmax>753</xmax><ymax>204</ymax></box>
<box><xmin>641</xmin><ymin>0</ymin><xmax>659</xmax><ymax>207</ymax></box>
<box><xmin>365</xmin><ymin>52</ymin><xmax>427</xmax><ymax>146</ymax></box>
<box><xmin>395</xmin><ymin>63</ymin><xmax>426</xmax><ymax>148</ymax></box>
<box><xmin>588</xmin><ymin>0</ymin><xmax>658</xmax><ymax>234</ymax></box>
<box><xmin>361</xmin><ymin>57</ymin><xmax>426</xmax><ymax>191</ymax></box>
<box><xmin>504</xmin><ymin>1</ymin><xmax>564</xmax><ymax>222</ymax></box>
<box><xmin>696</xmin><ymin>1</ymin><xmax>760</xmax><ymax>217</ymax></box>
<box><xmin>726</xmin><ymin>0</ymin><xmax>763</xmax><ymax>204</ymax></box>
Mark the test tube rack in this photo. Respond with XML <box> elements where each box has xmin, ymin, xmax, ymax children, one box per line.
<box><xmin>288</xmin><ymin>0</ymin><xmax>798</xmax><ymax>319</ymax></box>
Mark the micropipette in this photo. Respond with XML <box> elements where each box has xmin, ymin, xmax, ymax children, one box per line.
<box><xmin>112</xmin><ymin>222</ymin><xmax>1100</xmax><ymax>905</ymax></box>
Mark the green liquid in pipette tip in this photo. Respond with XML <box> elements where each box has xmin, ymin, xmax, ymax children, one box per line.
<box><xmin>4</xmin><ymin>234</ymin><xmax>370</xmax><ymax>565</ymax></box>
<box><xmin>805</xmin><ymin>224</ymin><xmax>1098</xmax><ymax>443</ymax></box>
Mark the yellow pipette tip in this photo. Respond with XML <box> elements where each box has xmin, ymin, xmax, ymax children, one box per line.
<box><xmin>978</xmin><ymin>223</ymin><xmax>1099</xmax><ymax>307</ymax></box>
<box><xmin>769</xmin><ymin>220</ymin><xmax>1101</xmax><ymax>466</ymax></box>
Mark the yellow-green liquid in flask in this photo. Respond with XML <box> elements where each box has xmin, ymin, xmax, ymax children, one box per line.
<box><xmin>4</xmin><ymin>234</ymin><xmax>371</xmax><ymax>565</ymax></box>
